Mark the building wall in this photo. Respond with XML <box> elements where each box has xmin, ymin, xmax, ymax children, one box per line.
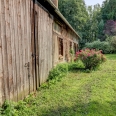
<box><xmin>53</xmin><ymin>21</ymin><xmax>79</xmax><ymax>65</ymax></box>
<box><xmin>0</xmin><ymin>0</ymin><xmax>34</xmax><ymax>104</ymax></box>
<box><xmin>34</xmin><ymin>2</ymin><xmax>53</xmax><ymax>85</ymax></box>
<box><xmin>0</xmin><ymin>0</ymin><xmax>79</xmax><ymax>104</ymax></box>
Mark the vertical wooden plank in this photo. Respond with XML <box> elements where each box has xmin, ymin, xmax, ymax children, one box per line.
<box><xmin>28</xmin><ymin>0</ymin><xmax>31</xmax><ymax>92</ymax></box>
<box><xmin>10</xmin><ymin>0</ymin><xmax>17</xmax><ymax>101</ymax></box>
<box><xmin>9</xmin><ymin>0</ymin><xmax>14</xmax><ymax>101</ymax></box>
<box><xmin>37</xmin><ymin>5</ymin><xmax>41</xmax><ymax>86</ymax></box>
<box><xmin>43</xmin><ymin>10</ymin><xmax>46</xmax><ymax>82</ymax></box>
<box><xmin>27</xmin><ymin>0</ymin><xmax>32</xmax><ymax>93</ymax></box>
<box><xmin>20</xmin><ymin>0</ymin><xmax>25</xmax><ymax>100</ymax></box>
<box><xmin>24</xmin><ymin>0</ymin><xmax>28</xmax><ymax>96</ymax></box>
<box><xmin>0</xmin><ymin>0</ymin><xmax>4</xmax><ymax>104</ymax></box>
<box><xmin>27</xmin><ymin>0</ymin><xmax>31</xmax><ymax>94</ymax></box>
<box><xmin>31</xmin><ymin>0</ymin><xmax>36</xmax><ymax>92</ymax></box>
<box><xmin>1</xmin><ymin>0</ymin><xmax>9</xmax><ymax>101</ymax></box>
<box><xmin>14</xmin><ymin>0</ymin><xmax>20</xmax><ymax>101</ymax></box>
<box><xmin>39</xmin><ymin>6</ymin><xmax>42</xmax><ymax>85</ymax></box>
<box><xmin>23</xmin><ymin>0</ymin><xmax>27</xmax><ymax>98</ymax></box>
<box><xmin>5</xmin><ymin>0</ymin><xmax>14</xmax><ymax>101</ymax></box>
<box><xmin>21</xmin><ymin>0</ymin><xmax>27</xmax><ymax>97</ymax></box>
<box><xmin>42</xmin><ymin>8</ymin><xmax>45</xmax><ymax>83</ymax></box>
<box><xmin>46</xmin><ymin>13</ymin><xmax>49</xmax><ymax>79</ymax></box>
<box><xmin>50</xmin><ymin>19</ymin><xmax>53</xmax><ymax>70</ymax></box>
<box><xmin>35</xmin><ymin>6</ymin><xmax>39</xmax><ymax>88</ymax></box>
<box><xmin>48</xmin><ymin>16</ymin><xmax>50</xmax><ymax>78</ymax></box>
<box><xmin>17</xmin><ymin>0</ymin><xmax>23</xmax><ymax>100</ymax></box>
<box><xmin>52</xmin><ymin>33</ymin><xmax>55</xmax><ymax>66</ymax></box>
<box><xmin>29</xmin><ymin>0</ymin><xmax>33</xmax><ymax>93</ymax></box>
<box><xmin>40</xmin><ymin>6</ymin><xmax>43</xmax><ymax>84</ymax></box>
<box><xmin>21</xmin><ymin>0</ymin><xmax>26</xmax><ymax>98</ymax></box>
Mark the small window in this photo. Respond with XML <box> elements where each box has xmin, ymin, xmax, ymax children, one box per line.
<box><xmin>74</xmin><ymin>43</ymin><xmax>77</xmax><ymax>54</ymax></box>
<box><xmin>54</xmin><ymin>22</ymin><xmax>61</xmax><ymax>34</ymax></box>
<box><xmin>58</xmin><ymin>38</ymin><xmax>63</xmax><ymax>56</ymax></box>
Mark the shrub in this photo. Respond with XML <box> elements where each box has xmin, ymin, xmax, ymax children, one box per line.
<box><xmin>110</xmin><ymin>36</ymin><xmax>116</xmax><ymax>53</ymax></box>
<box><xmin>48</xmin><ymin>63</ymin><xmax>68</xmax><ymax>81</ymax></box>
<box><xmin>85</xmin><ymin>40</ymin><xmax>111</xmax><ymax>54</ymax></box>
<box><xmin>101</xmin><ymin>41</ymin><xmax>111</xmax><ymax>54</ymax></box>
<box><xmin>0</xmin><ymin>101</ymin><xmax>18</xmax><ymax>116</ymax></box>
<box><xmin>76</xmin><ymin>49</ymin><xmax>106</xmax><ymax>70</ymax></box>
<box><xmin>68</xmin><ymin>60</ymin><xmax>84</xmax><ymax>71</ymax></box>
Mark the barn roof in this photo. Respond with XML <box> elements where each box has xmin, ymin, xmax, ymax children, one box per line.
<box><xmin>38</xmin><ymin>0</ymin><xmax>81</xmax><ymax>39</ymax></box>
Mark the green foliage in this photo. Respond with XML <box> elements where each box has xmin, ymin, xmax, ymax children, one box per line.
<box><xmin>48</xmin><ymin>61</ymin><xmax>85</xmax><ymax>81</ymax></box>
<box><xmin>0</xmin><ymin>55</ymin><xmax>116</xmax><ymax>116</ymax></box>
<box><xmin>59</xmin><ymin>0</ymin><xmax>116</xmax><ymax>47</ymax></box>
<box><xmin>110</xmin><ymin>36</ymin><xmax>116</xmax><ymax>52</ymax></box>
<box><xmin>70</xmin><ymin>49</ymin><xmax>75</xmax><ymax>62</ymax></box>
<box><xmin>70</xmin><ymin>49</ymin><xmax>74</xmax><ymax>55</ymax></box>
<box><xmin>0</xmin><ymin>101</ymin><xmax>18</xmax><ymax>116</ymax></box>
<box><xmin>59</xmin><ymin>0</ymin><xmax>88</xmax><ymax>38</ymax></box>
<box><xmin>101</xmin><ymin>0</ymin><xmax>116</xmax><ymax>22</ymax></box>
<box><xmin>86</xmin><ymin>4</ymin><xmax>101</xmax><ymax>41</ymax></box>
<box><xmin>76</xmin><ymin>49</ymin><xmax>106</xmax><ymax>70</ymax></box>
<box><xmin>98</xmin><ymin>0</ymin><xmax>116</xmax><ymax>40</ymax></box>
<box><xmin>48</xmin><ymin>63</ymin><xmax>68</xmax><ymax>81</ymax></box>
<box><xmin>68</xmin><ymin>60</ymin><xmax>84</xmax><ymax>71</ymax></box>
<box><xmin>85</xmin><ymin>40</ymin><xmax>112</xmax><ymax>54</ymax></box>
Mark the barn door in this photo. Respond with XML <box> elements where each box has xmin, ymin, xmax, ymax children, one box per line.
<box><xmin>34</xmin><ymin>11</ymin><xmax>40</xmax><ymax>89</ymax></box>
<box><xmin>31</xmin><ymin>4</ymin><xmax>40</xmax><ymax>91</ymax></box>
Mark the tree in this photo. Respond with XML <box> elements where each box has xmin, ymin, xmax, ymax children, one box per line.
<box><xmin>97</xmin><ymin>0</ymin><xmax>116</xmax><ymax>41</ymax></box>
<box><xmin>104</xmin><ymin>20</ymin><xmax>116</xmax><ymax>36</ymax></box>
<box><xmin>101</xmin><ymin>0</ymin><xmax>116</xmax><ymax>22</ymax></box>
<box><xmin>84</xmin><ymin>4</ymin><xmax>101</xmax><ymax>42</ymax></box>
<box><xmin>59</xmin><ymin>0</ymin><xmax>88</xmax><ymax>37</ymax></box>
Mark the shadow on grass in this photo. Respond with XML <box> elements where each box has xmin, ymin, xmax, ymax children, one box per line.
<box><xmin>41</xmin><ymin>101</ymin><xmax>116</xmax><ymax>116</ymax></box>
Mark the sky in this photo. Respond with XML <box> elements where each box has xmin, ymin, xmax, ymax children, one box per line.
<box><xmin>84</xmin><ymin>0</ymin><xmax>105</xmax><ymax>6</ymax></box>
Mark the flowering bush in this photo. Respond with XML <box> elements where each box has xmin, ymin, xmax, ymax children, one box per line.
<box><xmin>76</xmin><ymin>49</ymin><xmax>106</xmax><ymax>70</ymax></box>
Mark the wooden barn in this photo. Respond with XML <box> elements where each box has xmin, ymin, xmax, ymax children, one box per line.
<box><xmin>0</xmin><ymin>0</ymin><xmax>80</xmax><ymax>104</ymax></box>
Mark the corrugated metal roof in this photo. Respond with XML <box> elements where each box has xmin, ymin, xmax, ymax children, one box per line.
<box><xmin>46</xmin><ymin>0</ymin><xmax>81</xmax><ymax>39</ymax></box>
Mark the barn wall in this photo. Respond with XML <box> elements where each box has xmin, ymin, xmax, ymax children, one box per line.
<box><xmin>0</xmin><ymin>0</ymin><xmax>34</xmax><ymax>104</ymax></box>
<box><xmin>0</xmin><ymin>0</ymin><xmax>79</xmax><ymax>104</ymax></box>
<box><xmin>53</xmin><ymin>22</ymin><xmax>79</xmax><ymax>65</ymax></box>
<box><xmin>34</xmin><ymin>3</ymin><xmax>53</xmax><ymax>85</ymax></box>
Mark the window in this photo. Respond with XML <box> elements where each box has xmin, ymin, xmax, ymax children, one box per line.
<box><xmin>58</xmin><ymin>38</ymin><xmax>63</xmax><ymax>56</ymax></box>
<box><xmin>54</xmin><ymin>22</ymin><xmax>62</xmax><ymax>34</ymax></box>
<box><xmin>74</xmin><ymin>43</ymin><xmax>78</xmax><ymax>54</ymax></box>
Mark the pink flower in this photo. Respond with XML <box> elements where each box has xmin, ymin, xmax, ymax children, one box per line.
<box><xmin>88</xmin><ymin>53</ymin><xmax>90</xmax><ymax>56</ymax></box>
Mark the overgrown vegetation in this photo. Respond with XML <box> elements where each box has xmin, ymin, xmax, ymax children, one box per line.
<box><xmin>85</xmin><ymin>40</ymin><xmax>111</xmax><ymax>54</ymax></box>
<box><xmin>76</xmin><ymin>49</ymin><xmax>106</xmax><ymax>70</ymax></box>
<box><xmin>84</xmin><ymin>36</ymin><xmax>116</xmax><ymax>54</ymax></box>
<box><xmin>0</xmin><ymin>54</ymin><xmax>116</xmax><ymax>116</ymax></box>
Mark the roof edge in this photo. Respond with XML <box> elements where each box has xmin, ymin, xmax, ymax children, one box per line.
<box><xmin>46</xmin><ymin>0</ymin><xmax>81</xmax><ymax>39</ymax></box>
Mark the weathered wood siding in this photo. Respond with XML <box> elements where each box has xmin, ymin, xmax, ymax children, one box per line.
<box><xmin>34</xmin><ymin>2</ymin><xmax>53</xmax><ymax>85</ymax></box>
<box><xmin>0</xmin><ymin>0</ymin><xmax>79</xmax><ymax>104</ymax></box>
<box><xmin>0</xmin><ymin>0</ymin><xmax>34</xmax><ymax>104</ymax></box>
<box><xmin>0</xmin><ymin>0</ymin><xmax>54</xmax><ymax>104</ymax></box>
<box><xmin>53</xmin><ymin>22</ymin><xmax>79</xmax><ymax>65</ymax></box>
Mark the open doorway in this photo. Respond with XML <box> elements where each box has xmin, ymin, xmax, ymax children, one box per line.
<box><xmin>58</xmin><ymin>38</ymin><xmax>64</xmax><ymax>61</ymax></box>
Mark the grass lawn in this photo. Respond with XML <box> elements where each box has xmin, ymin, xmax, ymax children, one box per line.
<box><xmin>1</xmin><ymin>54</ymin><xmax>116</xmax><ymax>116</ymax></box>
<box><xmin>105</xmin><ymin>54</ymin><xmax>116</xmax><ymax>60</ymax></box>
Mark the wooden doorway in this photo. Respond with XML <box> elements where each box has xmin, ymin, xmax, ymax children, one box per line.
<box><xmin>31</xmin><ymin>5</ymin><xmax>40</xmax><ymax>91</ymax></box>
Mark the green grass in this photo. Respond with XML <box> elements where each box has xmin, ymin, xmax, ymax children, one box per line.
<box><xmin>105</xmin><ymin>54</ymin><xmax>116</xmax><ymax>60</ymax></box>
<box><xmin>1</xmin><ymin>54</ymin><xmax>116</xmax><ymax>116</ymax></box>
